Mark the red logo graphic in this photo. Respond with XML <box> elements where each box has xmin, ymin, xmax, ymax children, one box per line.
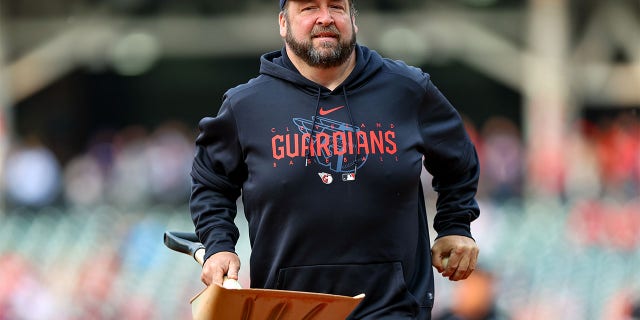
<box><xmin>318</xmin><ymin>106</ymin><xmax>345</xmax><ymax>116</ymax></box>
<box><xmin>318</xmin><ymin>172</ymin><xmax>334</xmax><ymax>184</ymax></box>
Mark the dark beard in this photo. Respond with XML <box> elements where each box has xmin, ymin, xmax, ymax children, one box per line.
<box><xmin>285</xmin><ymin>24</ymin><xmax>357</xmax><ymax>68</ymax></box>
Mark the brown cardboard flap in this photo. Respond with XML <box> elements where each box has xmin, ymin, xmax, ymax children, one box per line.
<box><xmin>190</xmin><ymin>285</ymin><xmax>364</xmax><ymax>320</ymax></box>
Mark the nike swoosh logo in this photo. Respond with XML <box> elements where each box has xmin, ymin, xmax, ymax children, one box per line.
<box><xmin>318</xmin><ymin>106</ymin><xmax>345</xmax><ymax>116</ymax></box>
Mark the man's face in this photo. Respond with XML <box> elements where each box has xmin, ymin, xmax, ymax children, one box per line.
<box><xmin>280</xmin><ymin>0</ymin><xmax>357</xmax><ymax>68</ymax></box>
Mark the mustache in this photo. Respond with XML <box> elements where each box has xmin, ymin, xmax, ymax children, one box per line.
<box><xmin>311</xmin><ymin>26</ymin><xmax>340</xmax><ymax>38</ymax></box>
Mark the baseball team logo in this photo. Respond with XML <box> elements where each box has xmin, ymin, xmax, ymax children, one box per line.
<box><xmin>270</xmin><ymin>114</ymin><xmax>398</xmax><ymax>180</ymax></box>
<box><xmin>293</xmin><ymin>116</ymin><xmax>367</xmax><ymax>173</ymax></box>
<box><xmin>318</xmin><ymin>172</ymin><xmax>334</xmax><ymax>184</ymax></box>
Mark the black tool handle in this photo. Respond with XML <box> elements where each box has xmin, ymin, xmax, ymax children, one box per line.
<box><xmin>164</xmin><ymin>231</ymin><xmax>205</xmax><ymax>265</ymax></box>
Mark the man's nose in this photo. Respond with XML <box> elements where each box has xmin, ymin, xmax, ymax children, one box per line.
<box><xmin>316</xmin><ymin>7</ymin><xmax>334</xmax><ymax>25</ymax></box>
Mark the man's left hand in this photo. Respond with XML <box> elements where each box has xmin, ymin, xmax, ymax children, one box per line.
<box><xmin>431</xmin><ymin>235</ymin><xmax>479</xmax><ymax>281</ymax></box>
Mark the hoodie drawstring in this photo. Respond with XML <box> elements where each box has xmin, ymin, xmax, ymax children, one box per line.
<box><xmin>342</xmin><ymin>86</ymin><xmax>359</xmax><ymax>177</ymax></box>
<box><xmin>306</xmin><ymin>87</ymin><xmax>323</xmax><ymax>167</ymax></box>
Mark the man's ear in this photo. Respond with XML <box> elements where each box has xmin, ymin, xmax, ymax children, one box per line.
<box><xmin>279</xmin><ymin>12</ymin><xmax>287</xmax><ymax>38</ymax></box>
<box><xmin>352</xmin><ymin>16</ymin><xmax>358</xmax><ymax>34</ymax></box>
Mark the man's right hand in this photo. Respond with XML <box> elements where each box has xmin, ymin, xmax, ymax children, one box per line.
<box><xmin>201</xmin><ymin>251</ymin><xmax>241</xmax><ymax>286</ymax></box>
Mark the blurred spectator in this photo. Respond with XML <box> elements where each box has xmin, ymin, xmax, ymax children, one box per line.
<box><xmin>60</xmin><ymin>122</ymin><xmax>194</xmax><ymax>209</ymax></box>
<box><xmin>568</xmin><ymin>199</ymin><xmax>640</xmax><ymax>250</ymax></box>
<box><xmin>478</xmin><ymin>116</ymin><xmax>524</xmax><ymax>201</ymax></box>
<box><xmin>433</xmin><ymin>268</ymin><xmax>510</xmax><ymax>320</ymax></box>
<box><xmin>591</xmin><ymin>113</ymin><xmax>639</xmax><ymax>200</ymax></box>
<box><xmin>144</xmin><ymin>121</ymin><xmax>194</xmax><ymax>205</ymax></box>
<box><xmin>603</xmin><ymin>288</ymin><xmax>640</xmax><ymax>320</ymax></box>
<box><xmin>0</xmin><ymin>254</ymin><xmax>57</xmax><ymax>320</ymax></box>
<box><xmin>86</xmin><ymin>128</ymin><xmax>118</xmax><ymax>179</ymax></box>
<box><xmin>563</xmin><ymin>119</ymin><xmax>602</xmax><ymax>201</ymax></box>
<box><xmin>70</xmin><ymin>247</ymin><xmax>121</xmax><ymax>319</ymax></box>
<box><xmin>63</xmin><ymin>153</ymin><xmax>107</xmax><ymax>207</ymax></box>
<box><xmin>2</xmin><ymin>135</ymin><xmax>62</xmax><ymax>209</ymax></box>
<box><xmin>105</xmin><ymin>125</ymin><xmax>152</xmax><ymax>208</ymax></box>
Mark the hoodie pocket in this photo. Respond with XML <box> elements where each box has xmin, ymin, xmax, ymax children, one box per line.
<box><xmin>275</xmin><ymin>262</ymin><xmax>421</xmax><ymax>318</ymax></box>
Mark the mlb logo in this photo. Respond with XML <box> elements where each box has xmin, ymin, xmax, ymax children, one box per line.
<box><xmin>342</xmin><ymin>173</ymin><xmax>356</xmax><ymax>181</ymax></box>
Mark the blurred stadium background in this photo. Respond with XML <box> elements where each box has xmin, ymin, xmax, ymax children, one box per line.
<box><xmin>0</xmin><ymin>0</ymin><xmax>639</xmax><ymax>319</ymax></box>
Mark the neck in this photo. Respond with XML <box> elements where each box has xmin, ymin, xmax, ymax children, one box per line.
<box><xmin>287</xmin><ymin>47</ymin><xmax>357</xmax><ymax>91</ymax></box>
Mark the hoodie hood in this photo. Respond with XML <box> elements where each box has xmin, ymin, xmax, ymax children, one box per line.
<box><xmin>259</xmin><ymin>44</ymin><xmax>384</xmax><ymax>95</ymax></box>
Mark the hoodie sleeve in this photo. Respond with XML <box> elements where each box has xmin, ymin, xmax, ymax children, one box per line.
<box><xmin>418</xmin><ymin>78</ymin><xmax>480</xmax><ymax>240</ymax></box>
<box><xmin>190</xmin><ymin>98</ymin><xmax>247</xmax><ymax>262</ymax></box>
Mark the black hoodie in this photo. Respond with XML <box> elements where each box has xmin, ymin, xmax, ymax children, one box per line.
<box><xmin>190</xmin><ymin>45</ymin><xmax>480</xmax><ymax>319</ymax></box>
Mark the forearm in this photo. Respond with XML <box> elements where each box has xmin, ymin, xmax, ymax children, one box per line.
<box><xmin>189</xmin><ymin>107</ymin><xmax>246</xmax><ymax>261</ymax></box>
<box><xmin>190</xmin><ymin>180</ymin><xmax>241</xmax><ymax>261</ymax></box>
<box><xmin>432</xmin><ymin>148</ymin><xmax>480</xmax><ymax>239</ymax></box>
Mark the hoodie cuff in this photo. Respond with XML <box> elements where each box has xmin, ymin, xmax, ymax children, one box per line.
<box><xmin>435</xmin><ymin>225</ymin><xmax>475</xmax><ymax>241</ymax></box>
<box><xmin>203</xmin><ymin>246</ymin><xmax>238</xmax><ymax>264</ymax></box>
<box><xmin>201</xmin><ymin>230</ymin><xmax>238</xmax><ymax>263</ymax></box>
